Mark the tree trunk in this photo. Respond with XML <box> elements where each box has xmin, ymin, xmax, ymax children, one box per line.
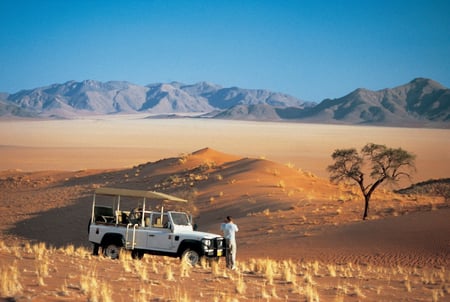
<box><xmin>363</xmin><ymin>195</ymin><xmax>370</xmax><ymax>220</ymax></box>
<box><xmin>362</xmin><ymin>178</ymin><xmax>384</xmax><ymax>220</ymax></box>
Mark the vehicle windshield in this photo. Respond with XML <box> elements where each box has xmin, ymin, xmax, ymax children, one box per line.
<box><xmin>171</xmin><ymin>212</ymin><xmax>190</xmax><ymax>226</ymax></box>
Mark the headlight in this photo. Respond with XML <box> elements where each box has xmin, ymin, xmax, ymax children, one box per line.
<box><xmin>202</xmin><ymin>239</ymin><xmax>211</xmax><ymax>248</ymax></box>
<box><xmin>217</xmin><ymin>239</ymin><xmax>223</xmax><ymax>249</ymax></box>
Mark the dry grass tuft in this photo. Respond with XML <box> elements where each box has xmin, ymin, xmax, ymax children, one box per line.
<box><xmin>305</xmin><ymin>283</ymin><xmax>320</xmax><ymax>302</ymax></box>
<box><xmin>35</xmin><ymin>254</ymin><xmax>49</xmax><ymax>286</ymax></box>
<box><xmin>180</xmin><ymin>259</ymin><xmax>191</xmax><ymax>278</ymax></box>
<box><xmin>165</xmin><ymin>264</ymin><xmax>175</xmax><ymax>281</ymax></box>
<box><xmin>0</xmin><ymin>261</ymin><xmax>23</xmax><ymax>297</ymax></box>
<box><xmin>134</xmin><ymin>260</ymin><xmax>149</xmax><ymax>281</ymax></box>
<box><xmin>210</xmin><ymin>259</ymin><xmax>220</xmax><ymax>276</ymax></box>
<box><xmin>235</xmin><ymin>272</ymin><xmax>246</xmax><ymax>294</ymax></box>
<box><xmin>282</xmin><ymin>260</ymin><xmax>295</xmax><ymax>283</ymax></box>
<box><xmin>79</xmin><ymin>270</ymin><xmax>113</xmax><ymax>302</ymax></box>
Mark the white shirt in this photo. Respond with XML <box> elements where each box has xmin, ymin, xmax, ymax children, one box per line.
<box><xmin>221</xmin><ymin>222</ymin><xmax>239</xmax><ymax>241</ymax></box>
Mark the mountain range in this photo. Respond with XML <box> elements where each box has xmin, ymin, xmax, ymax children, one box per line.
<box><xmin>0</xmin><ymin>78</ymin><xmax>448</xmax><ymax>128</ymax></box>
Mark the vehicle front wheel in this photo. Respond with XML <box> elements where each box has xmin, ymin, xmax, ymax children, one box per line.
<box><xmin>182</xmin><ymin>249</ymin><xmax>200</xmax><ymax>266</ymax></box>
<box><xmin>103</xmin><ymin>243</ymin><xmax>121</xmax><ymax>259</ymax></box>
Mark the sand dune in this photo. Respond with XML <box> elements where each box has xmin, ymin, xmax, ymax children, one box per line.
<box><xmin>1</xmin><ymin>147</ymin><xmax>448</xmax><ymax>268</ymax></box>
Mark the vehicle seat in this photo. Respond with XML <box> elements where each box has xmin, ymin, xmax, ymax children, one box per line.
<box><xmin>116</xmin><ymin>210</ymin><xmax>122</xmax><ymax>223</ymax></box>
<box><xmin>154</xmin><ymin>218</ymin><xmax>163</xmax><ymax>228</ymax></box>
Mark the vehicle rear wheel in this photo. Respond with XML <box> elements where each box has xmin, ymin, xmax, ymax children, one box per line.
<box><xmin>103</xmin><ymin>243</ymin><xmax>121</xmax><ymax>259</ymax></box>
<box><xmin>182</xmin><ymin>249</ymin><xmax>200</xmax><ymax>266</ymax></box>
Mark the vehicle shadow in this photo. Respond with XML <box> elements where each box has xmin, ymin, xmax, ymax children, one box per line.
<box><xmin>7</xmin><ymin>195</ymin><xmax>93</xmax><ymax>249</ymax></box>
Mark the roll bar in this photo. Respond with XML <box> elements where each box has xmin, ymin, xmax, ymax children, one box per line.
<box><xmin>94</xmin><ymin>187</ymin><xmax>187</xmax><ymax>202</ymax></box>
<box><xmin>91</xmin><ymin>187</ymin><xmax>187</xmax><ymax>225</ymax></box>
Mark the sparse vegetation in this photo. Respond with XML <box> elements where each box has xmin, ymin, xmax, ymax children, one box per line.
<box><xmin>0</xmin><ymin>240</ymin><xmax>449</xmax><ymax>301</ymax></box>
<box><xmin>396</xmin><ymin>178</ymin><xmax>450</xmax><ymax>202</ymax></box>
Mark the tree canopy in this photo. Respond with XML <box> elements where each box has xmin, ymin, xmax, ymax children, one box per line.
<box><xmin>328</xmin><ymin>143</ymin><xmax>416</xmax><ymax>220</ymax></box>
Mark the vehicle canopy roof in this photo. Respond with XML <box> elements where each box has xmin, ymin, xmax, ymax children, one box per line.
<box><xmin>94</xmin><ymin>187</ymin><xmax>187</xmax><ymax>203</ymax></box>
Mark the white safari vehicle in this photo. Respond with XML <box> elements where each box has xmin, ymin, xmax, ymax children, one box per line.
<box><xmin>88</xmin><ymin>187</ymin><xmax>225</xmax><ymax>265</ymax></box>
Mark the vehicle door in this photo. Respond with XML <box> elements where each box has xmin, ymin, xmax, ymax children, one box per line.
<box><xmin>125</xmin><ymin>210</ymin><xmax>148</xmax><ymax>250</ymax></box>
<box><xmin>133</xmin><ymin>228</ymin><xmax>149</xmax><ymax>249</ymax></box>
<box><xmin>146</xmin><ymin>213</ymin><xmax>174</xmax><ymax>251</ymax></box>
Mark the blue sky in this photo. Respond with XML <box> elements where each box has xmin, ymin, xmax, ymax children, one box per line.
<box><xmin>0</xmin><ymin>0</ymin><xmax>449</xmax><ymax>102</ymax></box>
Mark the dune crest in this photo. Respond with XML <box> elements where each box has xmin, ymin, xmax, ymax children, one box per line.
<box><xmin>190</xmin><ymin>147</ymin><xmax>241</xmax><ymax>164</ymax></box>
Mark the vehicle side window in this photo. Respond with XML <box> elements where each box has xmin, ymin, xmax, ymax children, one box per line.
<box><xmin>171</xmin><ymin>212</ymin><xmax>190</xmax><ymax>226</ymax></box>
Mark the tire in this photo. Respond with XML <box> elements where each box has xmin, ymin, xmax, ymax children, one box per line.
<box><xmin>131</xmin><ymin>249</ymin><xmax>144</xmax><ymax>260</ymax></box>
<box><xmin>103</xmin><ymin>243</ymin><xmax>121</xmax><ymax>259</ymax></box>
<box><xmin>181</xmin><ymin>249</ymin><xmax>200</xmax><ymax>266</ymax></box>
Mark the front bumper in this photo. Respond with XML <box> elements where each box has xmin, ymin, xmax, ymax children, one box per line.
<box><xmin>202</xmin><ymin>237</ymin><xmax>225</xmax><ymax>257</ymax></box>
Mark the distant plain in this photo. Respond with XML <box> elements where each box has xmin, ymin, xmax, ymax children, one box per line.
<box><xmin>0</xmin><ymin>117</ymin><xmax>448</xmax><ymax>186</ymax></box>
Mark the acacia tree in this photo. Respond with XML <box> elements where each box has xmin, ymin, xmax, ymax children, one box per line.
<box><xmin>327</xmin><ymin>143</ymin><xmax>416</xmax><ymax>220</ymax></box>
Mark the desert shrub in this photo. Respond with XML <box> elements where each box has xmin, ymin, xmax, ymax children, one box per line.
<box><xmin>396</xmin><ymin>178</ymin><xmax>450</xmax><ymax>202</ymax></box>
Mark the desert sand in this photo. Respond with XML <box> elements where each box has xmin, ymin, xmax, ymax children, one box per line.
<box><xmin>0</xmin><ymin>118</ymin><xmax>449</xmax><ymax>301</ymax></box>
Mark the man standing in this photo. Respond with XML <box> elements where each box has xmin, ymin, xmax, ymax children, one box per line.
<box><xmin>221</xmin><ymin>216</ymin><xmax>239</xmax><ymax>270</ymax></box>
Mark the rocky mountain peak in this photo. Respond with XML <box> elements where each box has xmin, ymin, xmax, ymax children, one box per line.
<box><xmin>1</xmin><ymin>78</ymin><xmax>448</xmax><ymax>128</ymax></box>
